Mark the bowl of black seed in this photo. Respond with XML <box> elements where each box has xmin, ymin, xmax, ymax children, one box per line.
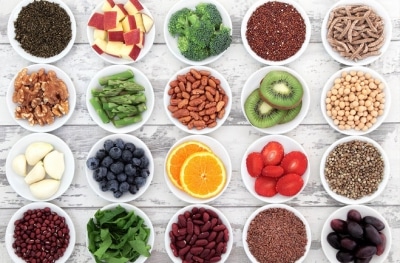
<box><xmin>320</xmin><ymin>136</ymin><xmax>390</xmax><ymax>205</ymax></box>
<box><xmin>85</xmin><ymin>133</ymin><xmax>154</xmax><ymax>202</ymax></box>
<box><xmin>7</xmin><ymin>0</ymin><xmax>76</xmax><ymax>63</ymax></box>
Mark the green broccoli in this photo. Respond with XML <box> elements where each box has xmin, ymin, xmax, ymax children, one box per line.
<box><xmin>195</xmin><ymin>3</ymin><xmax>223</xmax><ymax>28</ymax></box>
<box><xmin>168</xmin><ymin>8</ymin><xmax>192</xmax><ymax>36</ymax></box>
<box><xmin>182</xmin><ymin>40</ymin><xmax>210</xmax><ymax>61</ymax></box>
<box><xmin>209</xmin><ymin>25</ymin><xmax>232</xmax><ymax>56</ymax></box>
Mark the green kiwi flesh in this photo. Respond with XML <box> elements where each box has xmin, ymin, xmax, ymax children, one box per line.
<box><xmin>279</xmin><ymin>101</ymin><xmax>302</xmax><ymax>124</ymax></box>
<box><xmin>244</xmin><ymin>89</ymin><xmax>286</xmax><ymax>128</ymax></box>
<box><xmin>259</xmin><ymin>70</ymin><xmax>303</xmax><ymax>110</ymax></box>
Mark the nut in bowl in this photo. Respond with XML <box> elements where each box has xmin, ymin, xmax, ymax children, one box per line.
<box><xmin>87</xmin><ymin>0</ymin><xmax>155</xmax><ymax>64</ymax></box>
<box><xmin>321</xmin><ymin>66</ymin><xmax>390</xmax><ymax>136</ymax></box>
<box><xmin>5</xmin><ymin>133</ymin><xmax>75</xmax><ymax>202</ymax></box>
<box><xmin>241</xmin><ymin>66</ymin><xmax>310</xmax><ymax>134</ymax></box>
<box><xmin>320</xmin><ymin>136</ymin><xmax>390</xmax><ymax>205</ymax></box>
<box><xmin>243</xmin><ymin>204</ymin><xmax>311</xmax><ymax>263</ymax></box>
<box><xmin>6</xmin><ymin>64</ymin><xmax>76</xmax><ymax>133</ymax></box>
<box><xmin>241</xmin><ymin>0</ymin><xmax>311</xmax><ymax>65</ymax></box>
<box><xmin>164</xmin><ymin>66</ymin><xmax>232</xmax><ymax>135</ymax></box>
<box><xmin>321</xmin><ymin>0</ymin><xmax>392</xmax><ymax>66</ymax></box>
<box><xmin>5</xmin><ymin>202</ymin><xmax>76</xmax><ymax>263</ymax></box>
<box><xmin>165</xmin><ymin>204</ymin><xmax>233</xmax><ymax>262</ymax></box>
<box><xmin>7</xmin><ymin>0</ymin><xmax>76</xmax><ymax>63</ymax></box>
<box><xmin>86</xmin><ymin>64</ymin><xmax>154</xmax><ymax>133</ymax></box>
<box><xmin>321</xmin><ymin>205</ymin><xmax>391</xmax><ymax>263</ymax></box>
<box><xmin>164</xmin><ymin>135</ymin><xmax>232</xmax><ymax>203</ymax></box>
<box><xmin>87</xmin><ymin>203</ymin><xmax>154</xmax><ymax>263</ymax></box>
<box><xmin>85</xmin><ymin>133</ymin><xmax>154</xmax><ymax>203</ymax></box>
<box><xmin>241</xmin><ymin>135</ymin><xmax>310</xmax><ymax>203</ymax></box>
<box><xmin>164</xmin><ymin>0</ymin><xmax>233</xmax><ymax>65</ymax></box>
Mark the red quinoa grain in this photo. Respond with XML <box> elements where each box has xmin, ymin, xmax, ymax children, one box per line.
<box><xmin>245</xmin><ymin>1</ymin><xmax>306</xmax><ymax>61</ymax></box>
<box><xmin>246</xmin><ymin>208</ymin><xmax>308</xmax><ymax>263</ymax></box>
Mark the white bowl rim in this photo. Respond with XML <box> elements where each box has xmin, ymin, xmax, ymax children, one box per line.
<box><xmin>241</xmin><ymin>0</ymin><xmax>311</xmax><ymax>65</ymax></box>
<box><xmin>319</xmin><ymin>135</ymin><xmax>390</xmax><ymax>205</ymax></box>
<box><xmin>7</xmin><ymin>0</ymin><xmax>77</xmax><ymax>64</ymax></box>
<box><xmin>163</xmin><ymin>134</ymin><xmax>232</xmax><ymax>204</ymax></box>
<box><xmin>320</xmin><ymin>0</ymin><xmax>393</xmax><ymax>66</ymax></box>
<box><xmin>240</xmin><ymin>134</ymin><xmax>310</xmax><ymax>203</ymax></box>
<box><xmin>5</xmin><ymin>201</ymin><xmax>76</xmax><ymax>263</ymax></box>
<box><xmin>163</xmin><ymin>65</ymin><xmax>232</xmax><ymax>135</ymax></box>
<box><xmin>240</xmin><ymin>65</ymin><xmax>310</xmax><ymax>134</ymax></box>
<box><xmin>7</xmin><ymin>64</ymin><xmax>77</xmax><ymax>133</ymax></box>
<box><xmin>320</xmin><ymin>66</ymin><xmax>391</xmax><ymax>136</ymax></box>
<box><xmin>242</xmin><ymin>203</ymin><xmax>312</xmax><ymax>263</ymax></box>
<box><xmin>163</xmin><ymin>0</ymin><xmax>233</xmax><ymax>66</ymax></box>
<box><xmin>86</xmin><ymin>64</ymin><xmax>154</xmax><ymax>134</ymax></box>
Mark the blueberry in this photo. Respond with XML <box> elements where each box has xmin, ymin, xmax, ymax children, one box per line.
<box><xmin>104</xmin><ymin>139</ymin><xmax>114</xmax><ymax>152</ymax></box>
<box><xmin>133</xmin><ymin>148</ymin><xmax>144</xmax><ymax>158</ymax></box>
<box><xmin>117</xmin><ymin>173</ymin><xmax>127</xmax><ymax>182</ymax></box>
<box><xmin>99</xmin><ymin>180</ymin><xmax>108</xmax><ymax>192</ymax></box>
<box><xmin>141</xmin><ymin>169</ymin><xmax>150</xmax><ymax>178</ymax></box>
<box><xmin>106</xmin><ymin>171</ymin><xmax>116</xmax><ymax>181</ymax></box>
<box><xmin>95</xmin><ymin>149</ymin><xmax>107</xmax><ymax>160</ymax></box>
<box><xmin>125</xmin><ymin>163</ymin><xmax>136</xmax><ymax>176</ymax></box>
<box><xmin>135</xmin><ymin>177</ymin><xmax>147</xmax><ymax>188</ymax></box>
<box><xmin>140</xmin><ymin>155</ymin><xmax>149</xmax><ymax>169</ymax></box>
<box><xmin>132</xmin><ymin>158</ymin><xmax>141</xmax><ymax>167</ymax></box>
<box><xmin>86</xmin><ymin>157</ymin><xmax>100</xmax><ymax>170</ymax></box>
<box><xmin>121</xmin><ymin>150</ymin><xmax>133</xmax><ymax>162</ymax></box>
<box><xmin>126</xmin><ymin>175</ymin><xmax>135</xmax><ymax>184</ymax></box>
<box><xmin>106</xmin><ymin>180</ymin><xmax>119</xmax><ymax>192</ymax></box>
<box><xmin>119</xmin><ymin>182</ymin><xmax>130</xmax><ymax>193</ymax></box>
<box><xmin>109</xmin><ymin>147</ymin><xmax>122</xmax><ymax>159</ymax></box>
<box><xmin>110</xmin><ymin>161</ymin><xmax>124</xmax><ymax>174</ymax></box>
<box><xmin>93</xmin><ymin>167</ymin><xmax>107</xmax><ymax>181</ymax></box>
<box><xmin>115</xmin><ymin>138</ymin><xmax>125</xmax><ymax>149</ymax></box>
<box><xmin>124</xmin><ymin>142</ymin><xmax>136</xmax><ymax>152</ymax></box>
<box><xmin>101</xmin><ymin>156</ymin><xmax>113</xmax><ymax>168</ymax></box>
<box><xmin>129</xmin><ymin>184</ymin><xmax>138</xmax><ymax>194</ymax></box>
<box><xmin>113</xmin><ymin>191</ymin><xmax>123</xmax><ymax>198</ymax></box>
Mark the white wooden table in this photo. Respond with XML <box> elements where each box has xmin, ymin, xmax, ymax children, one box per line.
<box><xmin>0</xmin><ymin>0</ymin><xmax>399</xmax><ymax>262</ymax></box>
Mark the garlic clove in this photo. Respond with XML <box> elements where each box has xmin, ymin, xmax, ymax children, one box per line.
<box><xmin>12</xmin><ymin>154</ymin><xmax>27</xmax><ymax>177</ymax></box>
<box><xmin>25</xmin><ymin>142</ymin><xmax>54</xmax><ymax>166</ymax></box>
<box><xmin>24</xmin><ymin>161</ymin><xmax>46</xmax><ymax>185</ymax></box>
<box><xmin>29</xmin><ymin>179</ymin><xmax>60</xmax><ymax>200</ymax></box>
<box><xmin>43</xmin><ymin>150</ymin><xmax>65</xmax><ymax>179</ymax></box>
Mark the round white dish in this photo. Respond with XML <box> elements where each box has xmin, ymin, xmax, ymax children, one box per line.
<box><xmin>86</xmin><ymin>64</ymin><xmax>154</xmax><ymax>133</ymax></box>
<box><xmin>7</xmin><ymin>64</ymin><xmax>76</xmax><ymax>133</ymax></box>
<box><xmin>6</xmin><ymin>133</ymin><xmax>75</xmax><ymax>202</ymax></box>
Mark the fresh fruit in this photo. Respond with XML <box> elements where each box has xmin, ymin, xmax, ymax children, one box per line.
<box><xmin>166</xmin><ymin>141</ymin><xmax>211</xmax><ymax>189</ymax></box>
<box><xmin>141</xmin><ymin>13</ymin><xmax>154</xmax><ymax>32</ymax></box>
<box><xmin>254</xmin><ymin>176</ymin><xmax>277</xmax><ymax>197</ymax></box>
<box><xmin>261</xmin><ymin>141</ymin><xmax>284</xmax><ymax>165</ymax></box>
<box><xmin>259</xmin><ymin>70</ymin><xmax>303</xmax><ymax>110</ymax></box>
<box><xmin>124</xmin><ymin>0</ymin><xmax>144</xmax><ymax>14</ymax></box>
<box><xmin>276</xmin><ymin>173</ymin><xmax>304</xmax><ymax>196</ymax></box>
<box><xmin>246</xmin><ymin>152</ymin><xmax>264</xmax><ymax>177</ymax></box>
<box><xmin>180</xmin><ymin>152</ymin><xmax>226</xmax><ymax>199</ymax></box>
<box><xmin>279</xmin><ymin>101</ymin><xmax>302</xmax><ymax>124</ymax></box>
<box><xmin>104</xmin><ymin>11</ymin><xmax>118</xmax><ymax>30</ymax></box>
<box><xmin>88</xmin><ymin>12</ymin><xmax>105</xmax><ymax>30</ymax></box>
<box><xmin>261</xmin><ymin>165</ymin><xmax>284</xmax><ymax>178</ymax></box>
<box><xmin>244</xmin><ymin>89</ymin><xmax>286</xmax><ymax>128</ymax></box>
<box><xmin>280</xmin><ymin>151</ymin><xmax>308</xmax><ymax>176</ymax></box>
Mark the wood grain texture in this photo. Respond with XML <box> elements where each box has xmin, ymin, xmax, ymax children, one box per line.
<box><xmin>0</xmin><ymin>0</ymin><xmax>399</xmax><ymax>262</ymax></box>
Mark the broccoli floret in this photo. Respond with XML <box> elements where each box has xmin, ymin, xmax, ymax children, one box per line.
<box><xmin>168</xmin><ymin>7</ymin><xmax>192</xmax><ymax>36</ymax></box>
<box><xmin>187</xmin><ymin>19</ymin><xmax>215</xmax><ymax>48</ymax></box>
<box><xmin>209</xmin><ymin>25</ymin><xmax>232</xmax><ymax>56</ymax></box>
<box><xmin>181</xmin><ymin>38</ymin><xmax>210</xmax><ymax>61</ymax></box>
<box><xmin>195</xmin><ymin>3</ymin><xmax>222</xmax><ymax>28</ymax></box>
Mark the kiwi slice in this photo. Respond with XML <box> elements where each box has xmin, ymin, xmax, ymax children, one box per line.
<box><xmin>279</xmin><ymin>101</ymin><xmax>302</xmax><ymax>124</ymax></box>
<box><xmin>259</xmin><ymin>70</ymin><xmax>303</xmax><ymax>110</ymax></box>
<box><xmin>244</xmin><ymin>89</ymin><xmax>286</xmax><ymax>128</ymax></box>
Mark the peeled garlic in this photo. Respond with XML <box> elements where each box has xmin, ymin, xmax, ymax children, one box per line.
<box><xmin>12</xmin><ymin>154</ymin><xmax>27</xmax><ymax>177</ymax></box>
<box><xmin>43</xmin><ymin>150</ymin><xmax>65</xmax><ymax>179</ymax></box>
<box><xmin>29</xmin><ymin>179</ymin><xmax>60</xmax><ymax>200</ymax></box>
<box><xmin>24</xmin><ymin>161</ymin><xmax>46</xmax><ymax>185</ymax></box>
<box><xmin>25</xmin><ymin>142</ymin><xmax>54</xmax><ymax>166</ymax></box>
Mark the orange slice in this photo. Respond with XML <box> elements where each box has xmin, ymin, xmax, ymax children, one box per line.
<box><xmin>180</xmin><ymin>152</ymin><xmax>226</xmax><ymax>199</ymax></box>
<box><xmin>166</xmin><ymin>141</ymin><xmax>211</xmax><ymax>189</ymax></box>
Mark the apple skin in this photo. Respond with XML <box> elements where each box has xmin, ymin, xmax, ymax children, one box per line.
<box><xmin>88</xmin><ymin>12</ymin><xmax>105</xmax><ymax>30</ymax></box>
<box><xmin>133</xmin><ymin>13</ymin><xmax>145</xmax><ymax>32</ymax></box>
<box><xmin>92</xmin><ymin>38</ymin><xmax>108</xmax><ymax>54</ymax></box>
<box><xmin>104</xmin><ymin>11</ymin><xmax>118</xmax><ymax>30</ymax></box>
<box><xmin>120</xmin><ymin>44</ymin><xmax>141</xmax><ymax>60</ymax></box>
<box><xmin>108</xmin><ymin>30</ymin><xmax>125</xmax><ymax>42</ymax></box>
<box><xmin>102</xmin><ymin>0</ymin><xmax>115</xmax><ymax>11</ymax></box>
<box><xmin>124</xmin><ymin>0</ymin><xmax>144</xmax><ymax>15</ymax></box>
<box><xmin>112</xmin><ymin>4</ymin><xmax>128</xmax><ymax>22</ymax></box>
<box><xmin>121</xmin><ymin>15</ymin><xmax>137</xmax><ymax>32</ymax></box>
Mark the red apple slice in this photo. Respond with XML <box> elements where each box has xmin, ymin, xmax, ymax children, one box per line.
<box><xmin>102</xmin><ymin>0</ymin><xmax>115</xmax><ymax>11</ymax></box>
<box><xmin>121</xmin><ymin>15</ymin><xmax>137</xmax><ymax>32</ymax></box>
<box><xmin>104</xmin><ymin>11</ymin><xmax>118</xmax><ymax>30</ymax></box>
<box><xmin>92</xmin><ymin>38</ymin><xmax>107</xmax><ymax>54</ymax></box>
<box><xmin>88</xmin><ymin>12</ymin><xmax>105</xmax><ymax>30</ymax></box>
<box><xmin>124</xmin><ymin>0</ymin><xmax>144</xmax><ymax>15</ymax></box>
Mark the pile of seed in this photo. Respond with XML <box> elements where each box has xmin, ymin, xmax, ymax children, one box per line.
<box><xmin>246</xmin><ymin>208</ymin><xmax>308</xmax><ymax>263</ymax></box>
<box><xmin>324</xmin><ymin>140</ymin><xmax>384</xmax><ymax>199</ymax></box>
<box><xmin>14</xmin><ymin>0</ymin><xmax>72</xmax><ymax>58</ymax></box>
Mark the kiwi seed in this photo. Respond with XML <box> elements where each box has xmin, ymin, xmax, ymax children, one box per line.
<box><xmin>279</xmin><ymin>101</ymin><xmax>302</xmax><ymax>124</ymax></box>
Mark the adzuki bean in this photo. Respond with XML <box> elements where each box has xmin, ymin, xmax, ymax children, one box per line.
<box><xmin>12</xmin><ymin>207</ymin><xmax>70</xmax><ymax>263</ymax></box>
<box><xmin>169</xmin><ymin>207</ymin><xmax>229</xmax><ymax>262</ymax></box>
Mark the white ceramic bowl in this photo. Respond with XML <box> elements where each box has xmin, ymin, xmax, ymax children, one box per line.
<box><xmin>7</xmin><ymin>0</ymin><xmax>76</xmax><ymax>63</ymax></box>
<box><xmin>241</xmin><ymin>0</ymin><xmax>311</xmax><ymax>65</ymax></box>
<box><xmin>241</xmin><ymin>135</ymin><xmax>310</xmax><ymax>203</ymax></box>
<box><xmin>242</xmin><ymin>204</ymin><xmax>311</xmax><ymax>262</ymax></box>
<box><xmin>86</xmin><ymin>64</ymin><xmax>154</xmax><ymax>133</ymax></box>
<box><xmin>5</xmin><ymin>201</ymin><xmax>76</xmax><ymax>263</ymax></box>
<box><xmin>5</xmin><ymin>133</ymin><xmax>75</xmax><ymax>202</ymax></box>
<box><xmin>320</xmin><ymin>136</ymin><xmax>390</xmax><ymax>205</ymax></box>
<box><xmin>321</xmin><ymin>204</ymin><xmax>392</xmax><ymax>263</ymax></box>
<box><xmin>7</xmin><ymin>64</ymin><xmax>76</xmax><ymax>133</ymax></box>
<box><xmin>241</xmin><ymin>66</ymin><xmax>310</xmax><ymax>134</ymax></box>
<box><xmin>321</xmin><ymin>0</ymin><xmax>392</xmax><ymax>66</ymax></box>
<box><xmin>164</xmin><ymin>66</ymin><xmax>232</xmax><ymax>135</ymax></box>
<box><xmin>164</xmin><ymin>135</ymin><xmax>232</xmax><ymax>203</ymax></box>
<box><xmin>87</xmin><ymin>203</ymin><xmax>154</xmax><ymax>263</ymax></box>
<box><xmin>321</xmin><ymin>66</ymin><xmax>391</xmax><ymax>136</ymax></box>
<box><xmin>164</xmin><ymin>0</ymin><xmax>233</xmax><ymax>65</ymax></box>
<box><xmin>86</xmin><ymin>0</ymin><xmax>155</xmax><ymax>64</ymax></box>
<box><xmin>85</xmin><ymin>133</ymin><xmax>154</xmax><ymax>203</ymax></box>
<box><xmin>164</xmin><ymin>204</ymin><xmax>233</xmax><ymax>262</ymax></box>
